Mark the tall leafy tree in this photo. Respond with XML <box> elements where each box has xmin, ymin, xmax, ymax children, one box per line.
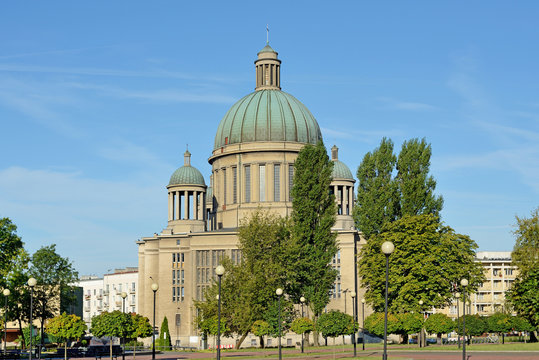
<box><xmin>28</xmin><ymin>244</ymin><xmax>79</xmax><ymax>346</ymax></box>
<box><xmin>424</xmin><ymin>313</ymin><xmax>454</xmax><ymax>344</ymax></box>
<box><xmin>396</xmin><ymin>312</ymin><xmax>423</xmax><ymax>345</ymax></box>
<box><xmin>289</xmin><ymin>140</ymin><xmax>337</xmax><ymax>345</ymax></box>
<box><xmin>46</xmin><ymin>313</ymin><xmax>86</xmax><ymax>360</ymax></box>
<box><xmin>354</xmin><ymin>138</ymin><xmax>399</xmax><ymax>239</ymax></box>
<box><xmin>364</xmin><ymin>312</ymin><xmax>401</xmax><ymax>337</ymax></box>
<box><xmin>486</xmin><ymin>312</ymin><xmax>513</xmax><ymax>344</ymax></box>
<box><xmin>359</xmin><ymin>214</ymin><xmax>484</xmax><ymax>312</ymax></box>
<box><xmin>0</xmin><ymin>218</ymin><xmax>24</xmax><ymax>280</ymax></box>
<box><xmin>507</xmin><ymin>207</ymin><xmax>539</xmax><ymax>341</ymax></box>
<box><xmin>130</xmin><ymin>313</ymin><xmax>153</xmax><ymax>359</ymax></box>
<box><xmin>396</xmin><ymin>138</ymin><xmax>443</xmax><ymax>217</ymax></box>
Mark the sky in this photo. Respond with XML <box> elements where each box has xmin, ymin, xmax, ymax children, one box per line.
<box><xmin>1</xmin><ymin>1</ymin><xmax>538</xmax><ymax>276</ymax></box>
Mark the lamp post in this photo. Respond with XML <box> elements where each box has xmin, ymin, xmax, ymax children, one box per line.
<box><xmin>215</xmin><ymin>265</ymin><xmax>225</xmax><ymax>360</ymax></box>
<box><xmin>3</xmin><ymin>289</ymin><xmax>10</xmax><ymax>356</ymax></box>
<box><xmin>361</xmin><ymin>298</ymin><xmax>365</xmax><ymax>351</ymax></box>
<box><xmin>276</xmin><ymin>288</ymin><xmax>283</xmax><ymax>360</ymax></box>
<box><xmin>455</xmin><ymin>292</ymin><xmax>461</xmax><ymax>349</ymax></box>
<box><xmin>28</xmin><ymin>277</ymin><xmax>36</xmax><ymax>360</ymax></box>
<box><xmin>300</xmin><ymin>296</ymin><xmax>305</xmax><ymax>354</ymax></box>
<box><xmin>418</xmin><ymin>300</ymin><xmax>424</xmax><ymax>348</ymax></box>
<box><xmin>350</xmin><ymin>292</ymin><xmax>356</xmax><ymax>357</ymax></box>
<box><xmin>460</xmin><ymin>279</ymin><xmax>468</xmax><ymax>360</ymax></box>
<box><xmin>151</xmin><ymin>282</ymin><xmax>159</xmax><ymax>360</ymax></box>
<box><xmin>121</xmin><ymin>292</ymin><xmax>127</xmax><ymax>360</ymax></box>
<box><xmin>381</xmin><ymin>241</ymin><xmax>394</xmax><ymax>360</ymax></box>
<box><xmin>353</xmin><ymin>232</ymin><xmax>359</xmax><ymax>355</ymax></box>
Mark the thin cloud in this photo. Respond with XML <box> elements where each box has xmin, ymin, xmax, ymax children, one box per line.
<box><xmin>376</xmin><ymin>97</ymin><xmax>437</xmax><ymax>111</ymax></box>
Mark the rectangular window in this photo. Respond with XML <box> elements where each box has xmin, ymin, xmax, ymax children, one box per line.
<box><xmin>274</xmin><ymin>164</ymin><xmax>280</xmax><ymax>202</ymax></box>
<box><xmin>232</xmin><ymin>167</ymin><xmax>237</xmax><ymax>204</ymax></box>
<box><xmin>505</xmin><ymin>268</ymin><xmax>513</xmax><ymax>276</ymax></box>
<box><xmin>172</xmin><ymin>270</ymin><xmax>176</xmax><ymax>285</ymax></box>
<box><xmin>288</xmin><ymin>164</ymin><xmax>294</xmax><ymax>200</ymax></box>
<box><xmin>223</xmin><ymin>168</ymin><xmax>227</xmax><ymax>205</ymax></box>
<box><xmin>259</xmin><ymin>165</ymin><xmax>266</xmax><ymax>201</ymax></box>
<box><xmin>175</xmin><ymin>314</ymin><xmax>181</xmax><ymax>327</ymax></box>
<box><xmin>131</xmin><ymin>282</ymin><xmax>135</xmax><ymax>291</ymax></box>
<box><xmin>245</xmin><ymin>165</ymin><xmax>251</xmax><ymax>203</ymax></box>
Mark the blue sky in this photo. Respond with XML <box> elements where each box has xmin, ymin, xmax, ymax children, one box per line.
<box><xmin>1</xmin><ymin>1</ymin><xmax>537</xmax><ymax>276</ymax></box>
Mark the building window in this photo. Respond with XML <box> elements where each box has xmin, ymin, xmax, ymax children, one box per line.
<box><xmin>274</xmin><ymin>164</ymin><xmax>280</xmax><ymax>202</ymax></box>
<box><xmin>259</xmin><ymin>165</ymin><xmax>266</xmax><ymax>201</ymax></box>
<box><xmin>172</xmin><ymin>270</ymin><xmax>176</xmax><ymax>285</ymax></box>
<box><xmin>288</xmin><ymin>164</ymin><xmax>294</xmax><ymax>200</ymax></box>
<box><xmin>505</xmin><ymin>268</ymin><xmax>513</xmax><ymax>276</ymax></box>
<box><xmin>175</xmin><ymin>314</ymin><xmax>181</xmax><ymax>327</ymax></box>
<box><xmin>245</xmin><ymin>165</ymin><xmax>251</xmax><ymax>203</ymax></box>
<box><xmin>232</xmin><ymin>166</ymin><xmax>237</xmax><ymax>204</ymax></box>
<box><xmin>493</xmin><ymin>269</ymin><xmax>500</xmax><ymax>276</ymax></box>
<box><xmin>231</xmin><ymin>249</ymin><xmax>242</xmax><ymax>265</ymax></box>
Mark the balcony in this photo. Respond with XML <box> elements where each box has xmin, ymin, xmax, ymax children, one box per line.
<box><xmin>84</xmin><ymin>295</ymin><xmax>91</xmax><ymax>300</ymax></box>
<box><xmin>129</xmin><ymin>300</ymin><xmax>136</xmax><ymax>306</ymax></box>
<box><xmin>97</xmin><ymin>305</ymin><xmax>102</xmax><ymax>310</ymax></box>
<box><xmin>129</xmin><ymin>288</ymin><xmax>136</xmax><ymax>294</ymax></box>
<box><xmin>104</xmin><ymin>290</ymin><xmax>109</xmax><ymax>295</ymax></box>
<box><xmin>115</xmin><ymin>301</ymin><xmax>122</xmax><ymax>307</ymax></box>
<box><xmin>84</xmin><ymin>307</ymin><xmax>90</xmax><ymax>312</ymax></box>
<box><xmin>97</xmin><ymin>294</ymin><xmax>103</xmax><ymax>300</ymax></box>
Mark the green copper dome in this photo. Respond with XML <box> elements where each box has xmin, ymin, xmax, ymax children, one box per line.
<box><xmin>258</xmin><ymin>44</ymin><xmax>276</xmax><ymax>54</ymax></box>
<box><xmin>214</xmin><ymin>90</ymin><xmax>322</xmax><ymax>149</ymax></box>
<box><xmin>332</xmin><ymin>160</ymin><xmax>354</xmax><ymax>180</ymax></box>
<box><xmin>169</xmin><ymin>165</ymin><xmax>205</xmax><ymax>186</ymax></box>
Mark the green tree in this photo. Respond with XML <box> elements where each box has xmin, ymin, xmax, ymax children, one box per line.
<box><xmin>359</xmin><ymin>214</ymin><xmax>484</xmax><ymax>312</ymax></box>
<box><xmin>290</xmin><ymin>317</ymin><xmax>314</xmax><ymax>336</ymax></box>
<box><xmin>424</xmin><ymin>313</ymin><xmax>454</xmax><ymax>344</ymax></box>
<box><xmin>0</xmin><ymin>218</ymin><xmax>24</xmax><ymax>279</ymax></box>
<box><xmin>251</xmin><ymin>320</ymin><xmax>271</xmax><ymax>348</ymax></box>
<box><xmin>156</xmin><ymin>316</ymin><xmax>172</xmax><ymax>350</ymax></box>
<box><xmin>316</xmin><ymin>310</ymin><xmax>356</xmax><ymax>350</ymax></box>
<box><xmin>46</xmin><ymin>313</ymin><xmax>86</xmax><ymax>360</ymax></box>
<box><xmin>396</xmin><ymin>138</ymin><xmax>443</xmax><ymax>217</ymax></box>
<box><xmin>486</xmin><ymin>312</ymin><xmax>513</xmax><ymax>344</ymax></box>
<box><xmin>462</xmin><ymin>314</ymin><xmax>486</xmax><ymax>339</ymax></box>
<box><xmin>364</xmin><ymin>312</ymin><xmax>401</xmax><ymax>338</ymax></box>
<box><xmin>195</xmin><ymin>210</ymin><xmax>292</xmax><ymax>348</ymax></box>
<box><xmin>396</xmin><ymin>312</ymin><xmax>423</xmax><ymax>344</ymax></box>
<box><xmin>289</xmin><ymin>140</ymin><xmax>337</xmax><ymax>345</ymax></box>
<box><xmin>90</xmin><ymin>311</ymin><xmax>133</xmax><ymax>358</ymax></box>
<box><xmin>354</xmin><ymin>138</ymin><xmax>399</xmax><ymax>239</ymax></box>
<box><xmin>130</xmin><ymin>313</ymin><xmax>153</xmax><ymax>359</ymax></box>
<box><xmin>28</xmin><ymin>244</ymin><xmax>79</xmax><ymax>345</ymax></box>
<box><xmin>507</xmin><ymin>208</ymin><xmax>539</xmax><ymax>342</ymax></box>
<box><xmin>511</xmin><ymin>316</ymin><xmax>535</xmax><ymax>342</ymax></box>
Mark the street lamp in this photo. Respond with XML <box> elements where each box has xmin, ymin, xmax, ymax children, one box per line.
<box><xmin>299</xmin><ymin>296</ymin><xmax>305</xmax><ymax>354</ymax></box>
<box><xmin>381</xmin><ymin>241</ymin><xmax>394</xmax><ymax>360</ymax></box>
<box><xmin>455</xmin><ymin>292</ymin><xmax>461</xmax><ymax>349</ymax></box>
<box><xmin>361</xmin><ymin>298</ymin><xmax>366</xmax><ymax>351</ymax></box>
<box><xmin>121</xmin><ymin>292</ymin><xmax>127</xmax><ymax>360</ymax></box>
<box><xmin>3</xmin><ymin>289</ymin><xmax>10</xmax><ymax>356</ymax></box>
<box><xmin>350</xmin><ymin>291</ymin><xmax>356</xmax><ymax>356</ymax></box>
<box><xmin>215</xmin><ymin>265</ymin><xmax>225</xmax><ymax>360</ymax></box>
<box><xmin>27</xmin><ymin>277</ymin><xmax>36</xmax><ymax>360</ymax></box>
<box><xmin>276</xmin><ymin>288</ymin><xmax>283</xmax><ymax>360</ymax></box>
<box><xmin>151</xmin><ymin>282</ymin><xmax>159</xmax><ymax>360</ymax></box>
<box><xmin>460</xmin><ymin>279</ymin><xmax>468</xmax><ymax>360</ymax></box>
<box><xmin>418</xmin><ymin>300</ymin><xmax>424</xmax><ymax>348</ymax></box>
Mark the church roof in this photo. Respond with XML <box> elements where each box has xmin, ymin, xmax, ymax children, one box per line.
<box><xmin>169</xmin><ymin>150</ymin><xmax>206</xmax><ymax>186</ymax></box>
<box><xmin>214</xmin><ymin>89</ymin><xmax>322</xmax><ymax>149</ymax></box>
<box><xmin>332</xmin><ymin>160</ymin><xmax>354</xmax><ymax>180</ymax></box>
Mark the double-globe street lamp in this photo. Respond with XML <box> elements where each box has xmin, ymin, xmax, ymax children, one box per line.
<box><xmin>381</xmin><ymin>241</ymin><xmax>394</xmax><ymax>360</ymax></box>
<box><xmin>27</xmin><ymin>277</ymin><xmax>37</xmax><ymax>360</ymax></box>
<box><xmin>299</xmin><ymin>296</ymin><xmax>305</xmax><ymax>354</ymax></box>
<box><xmin>276</xmin><ymin>288</ymin><xmax>283</xmax><ymax>360</ymax></box>
<box><xmin>3</xmin><ymin>289</ymin><xmax>10</xmax><ymax>356</ymax></box>
<box><xmin>460</xmin><ymin>279</ymin><xmax>468</xmax><ymax>360</ymax></box>
<box><xmin>215</xmin><ymin>265</ymin><xmax>225</xmax><ymax>360</ymax></box>
<box><xmin>151</xmin><ymin>282</ymin><xmax>159</xmax><ymax>360</ymax></box>
<box><xmin>121</xmin><ymin>292</ymin><xmax>127</xmax><ymax>360</ymax></box>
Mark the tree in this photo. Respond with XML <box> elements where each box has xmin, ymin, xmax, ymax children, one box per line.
<box><xmin>251</xmin><ymin>320</ymin><xmax>271</xmax><ymax>348</ymax></box>
<box><xmin>0</xmin><ymin>218</ymin><xmax>24</xmax><ymax>279</ymax></box>
<box><xmin>462</xmin><ymin>314</ymin><xmax>486</xmax><ymax>339</ymax></box>
<box><xmin>316</xmin><ymin>310</ymin><xmax>356</xmax><ymax>352</ymax></box>
<box><xmin>511</xmin><ymin>316</ymin><xmax>535</xmax><ymax>342</ymax></box>
<box><xmin>359</xmin><ymin>214</ymin><xmax>485</xmax><ymax>312</ymax></box>
<box><xmin>354</xmin><ymin>138</ymin><xmax>399</xmax><ymax>239</ymax></box>
<box><xmin>424</xmin><ymin>313</ymin><xmax>454</xmax><ymax>344</ymax></box>
<box><xmin>28</xmin><ymin>244</ymin><xmax>79</xmax><ymax>346</ymax></box>
<box><xmin>90</xmin><ymin>311</ymin><xmax>133</xmax><ymax>358</ymax></box>
<box><xmin>46</xmin><ymin>313</ymin><xmax>86</xmax><ymax>360</ymax></box>
<box><xmin>396</xmin><ymin>312</ymin><xmax>423</xmax><ymax>344</ymax></box>
<box><xmin>156</xmin><ymin>316</ymin><xmax>172</xmax><ymax>350</ymax></box>
<box><xmin>396</xmin><ymin>138</ymin><xmax>443</xmax><ymax>217</ymax></box>
<box><xmin>364</xmin><ymin>312</ymin><xmax>401</xmax><ymax>338</ymax></box>
<box><xmin>290</xmin><ymin>317</ymin><xmax>314</xmax><ymax>337</ymax></box>
<box><xmin>289</xmin><ymin>140</ymin><xmax>337</xmax><ymax>345</ymax></box>
<box><xmin>130</xmin><ymin>313</ymin><xmax>152</xmax><ymax>359</ymax></box>
<box><xmin>194</xmin><ymin>210</ymin><xmax>293</xmax><ymax>348</ymax></box>
<box><xmin>486</xmin><ymin>313</ymin><xmax>513</xmax><ymax>344</ymax></box>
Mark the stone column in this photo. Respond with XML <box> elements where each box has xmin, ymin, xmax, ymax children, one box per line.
<box><xmin>168</xmin><ymin>192</ymin><xmax>173</xmax><ymax>221</ymax></box>
<box><xmin>343</xmin><ymin>185</ymin><xmax>348</xmax><ymax>216</ymax></box>
<box><xmin>174</xmin><ymin>191</ymin><xmax>180</xmax><ymax>220</ymax></box>
<box><xmin>349</xmin><ymin>186</ymin><xmax>354</xmax><ymax>214</ymax></box>
<box><xmin>184</xmin><ymin>191</ymin><xmax>189</xmax><ymax>219</ymax></box>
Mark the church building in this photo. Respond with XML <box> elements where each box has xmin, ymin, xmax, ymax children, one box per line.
<box><xmin>137</xmin><ymin>43</ymin><xmax>367</xmax><ymax>348</ymax></box>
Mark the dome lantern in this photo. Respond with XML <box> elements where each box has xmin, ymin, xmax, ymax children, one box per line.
<box><xmin>255</xmin><ymin>43</ymin><xmax>281</xmax><ymax>91</ymax></box>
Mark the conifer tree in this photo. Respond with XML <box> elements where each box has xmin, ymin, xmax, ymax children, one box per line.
<box><xmin>157</xmin><ymin>316</ymin><xmax>172</xmax><ymax>350</ymax></box>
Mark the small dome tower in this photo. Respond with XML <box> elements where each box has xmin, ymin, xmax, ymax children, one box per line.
<box><xmin>330</xmin><ymin>145</ymin><xmax>356</xmax><ymax>230</ymax></box>
<box><xmin>163</xmin><ymin>150</ymin><xmax>207</xmax><ymax>234</ymax></box>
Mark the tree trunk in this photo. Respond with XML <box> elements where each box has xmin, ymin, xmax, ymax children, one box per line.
<box><xmin>437</xmin><ymin>333</ymin><xmax>442</xmax><ymax>345</ymax></box>
<box><xmin>235</xmin><ymin>331</ymin><xmax>248</xmax><ymax>349</ymax></box>
<box><xmin>312</xmin><ymin>329</ymin><xmax>320</xmax><ymax>347</ymax></box>
<box><xmin>110</xmin><ymin>340</ymin><xmax>113</xmax><ymax>360</ymax></box>
<box><xmin>64</xmin><ymin>341</ymin><xmax>67</xmax><ymax>360</ymax></box>
<box><xmin>259</xmin><ymin>336</ymin><xmax>264</xmax><ymax>348</ymax></box>
<box><xmin>502</xmin><ymin>332</ymin><xmax>505</xmax><ymax>344</ymax></box>
<box><xmin>530</xmin><ymin>331</ymin><xmax>537</xmax><ymax>343</ymax></box>
<box><xmin>133</xmin><ymin>341</ymin><xmax>137</xmax><ymax>360</ymax></box>
<box><xmin>401</xmin><ymin>333</ymin><xmax>408</xmax><ymax>344</ymax></box>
